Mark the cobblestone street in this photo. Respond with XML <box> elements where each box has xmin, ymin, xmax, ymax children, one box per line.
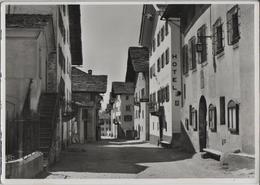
<box><xmin>39</xmin><ymin>139</ymin><xmax>254</xmax><ymax>179</ymax></box>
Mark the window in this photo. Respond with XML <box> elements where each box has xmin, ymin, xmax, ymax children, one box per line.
<box><xmin>124</xmin><ymin>115</ymin><xmax>132</xmax><ymax>122</ymax></box>
<box><xmin>161</xmin><ymin>26</ymin><xmax>164</xmax><ymax>42</ymax></box>
<box><xmin>152</xmin><ymin>39</ymin><xmax>156</xmax><ymax>52</ymax></box>
<box><xmin>157</xmin><ymin>58</ymin><xmax>161</xmax><ymax>72</ymax></box>
<box><xmin>161</xmin><ymin>53</ymin><xmax>165</xmax><ymax>69</ymax></box>
<box><xmin>126</xmin><ymin>105</ymin><xmax>131</xmax><ymax>111</ymax></box>
<box><xmin>126</xmin><ymin>95</ymin><xmax>129</xmax><ymax>100</ymax></box>
<box><xmin>165</xmin><ymin>48</ymin><xmax>170</xmax><ymax>65</ymax></box>
<box><xmin>209</xmin><ymin>104</ymin><xmax>217</xmax><ymax>132</ymax></box>
<box><xmin>141</xmin><ymin>88</ymin><xmax>145</xmax><ymax>99</ymax></box>
<box><xmin>183</xmin><ymin>84</ymin><xmax>186</xmax><ymax>100</ymax></box>
<box><xmin>197</xmin><ymin>25</ymin><xmax>207</xmax><ymax>63</ymax></box>
<box><xmin>228</xmin><ymin>100</ymin><xmax>239</xmax><ymax>134</ymax></box>
<box><xmin>189</xmin><ymin>36</ymin><xmax>196</xmax><ymax>70</ymax></box>
<box><xmin>213</xmin><ymin>18</ymin><xmax>224</xmax><ymax>55</ymax></box>
<box><xmin>165</xmin><ymin>21</ymin><xmax>169</xmax><ymax>35</ymax></box>
<box><xmin>191</xmin><ymin>108</ymin><xmax>197</xmax><ymax>131</ymax></box>
<box><xmin>227</xmin><ymin>5</ymin><xmax>240</xmax><ymax>45</ymax></box>
<box><xmin>157</xmin><ymin>32</ymin><xmax>160</xmax><ymax>46</ymax></box>
<box><xmin>166</xmin><ymin>85</ymin><xmax>169</xmax><ymax>102</ymax></box>
<box><xmin>182</xmin><ymin>44</ymin><xmax>189</xmax><ymax>74</ymax></box>
<box><xmin>185</xmin><ymin>119</ymin><xmax>189</xmax><ymax>130</ymax></box>
<box><xmin>142</xmin><ymin>110</ymin><xmax>144</xmax><ymax>119</ymax></box>
<box><xmin>220</xmin><ymin>96</ymin><xmax>225</xmax><ymax>125</ymax></box>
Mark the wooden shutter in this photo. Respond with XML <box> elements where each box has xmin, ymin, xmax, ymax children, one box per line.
<box><xmin>220</xmin><ymin>96</ymin><xmax>225</xmax><ymax>125</ymax></box>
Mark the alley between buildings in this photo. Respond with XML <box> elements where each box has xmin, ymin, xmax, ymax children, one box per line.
<box><xmin>38</xmin><ymin>139</ymin><xmax>254</xmax><ymax>179</ymax></box>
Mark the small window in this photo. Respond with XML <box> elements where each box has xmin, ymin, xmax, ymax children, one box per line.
<box><xmin>124</xmin><ymin>115</ymin><xmax>132</xmax><ymax>122</ymax></box>
<box><xmin>141</xmin><ymin>88</ymin><xmax>145</xmax><ymax>99</ymax></box>
<box><xmin>161</xmin><ymin>53</ymin><xmax>165</xmax><ymax>69</ymax></box>
<box><xmin>182</xmin><ymin>44</ymin><xmax>189</xmax><ymax>74</ymax></box>
<box><xmin>188</xmin><ymin>36</ymin><xmax>196</xmax><ymax>70</ymax></box>
<box><xmin>209</xmin><ymin>104</ymin><xmax>217</xmax><ymax>132</ymax></box>
<box><xmin>161</xmin><ymin>26</ymin><xmax>164</xmax><ymax>42</ymax></box>
<box><xmin>157</xmin><ymin>32</ymin><xmax>160</xmax><ymax>47</ymax></box>
<box><xmin>165</xmin><ymin>48</ymin><xmax>170</xmax><ymax>65</ymax></box>
<box><xmin>185</xmin><ymin>119</ymin><xmax>189</xmax><ymax>130</ymax></box>
<box><xmin>192</xmin><ymin>109</ymin><xmax>197</xmax><ymax>131</ymax></box>
<box><xmin>213</xmin><ymin>18</ymin><xmax>224</xmax><ymax>55</ymax></box>
<box><xmin>126</xmin><ymin>95</ymin><xmax>129</xmax><ymax>100</ymax></box>
<box><xmin>227</xmin><ymin>5</ymin><xmax>240</xmax><ymax>45</ymax></box>
<box><xmin>157</xmin><ymin>58</ymin><xmax>160</xmax><ymax>72</ymax></box>
<box><xmin>165</xmin><ymin>21</ymin><xmax>169</xmax><ymax>35</ymax></box>
<box><xmin>228</xmin><ymin>100</ymin><xmax>239</xmax><ymax>134</ymax></box>
<box><xmin>197</xmin><ymin>24</ymin><xmax>207</xmax><ymax>63</ymax></box>
<box><xmin>125</xmin><ymin>105</ymin><xmax>131</xmax><ymax>111</ymax></box>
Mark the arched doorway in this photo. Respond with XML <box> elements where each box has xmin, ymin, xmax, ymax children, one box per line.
<box><xmin>199</xmin><ymin>96</ymin><xmax>207</xmax><ymax>152</ymax></box>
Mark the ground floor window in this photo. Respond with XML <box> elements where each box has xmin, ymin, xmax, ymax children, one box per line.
<box><xmin>209</xmin><ymin>104</ymin><xmax>217</xmax><ymax>132</ymax></box>
<box><xmin>191</xmin><ymin>108</ymin><xmax>197</xmax><ymax>131</ymax></box>
<box><xmin>228</xmin><ymin>100</ymin><xmax>239</xmax><ymax>134</ymax></box>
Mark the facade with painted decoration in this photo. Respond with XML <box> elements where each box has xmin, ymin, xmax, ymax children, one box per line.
<box><xmin>162</xmin><ymin>4</ymin><xmax>255</xmax><ymax>155</ymax></box>
<box><xmin>139</xmin><ymin>5</ymin><xmax>182</xmax><ymax>146</ymax></box>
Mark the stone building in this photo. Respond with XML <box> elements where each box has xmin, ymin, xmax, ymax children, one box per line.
<box><xmin>5</xmin><ymin>5</ymin><xmax>82</xmax><ymax>168</ymax></box>
<box><xmin>139</xmin><ymin>5</ymin><xmax>182</xmax><ymax>146</ymax></box>
<box><xmin>72</xmin><ymin>67</ymin><xmax>107</xmax><ymax>143</ymax></box>
<box><xmin>125</xmin><ymin>47</ymin><xmax>150</xmax><ymax>141</ymax></box>
<box><xmin>99</xmin><ymin>111</ymin><xmax>111</xmax><ymax>137</ymax></box>
<box><xmin>110</xmin><ymin>82</ymin><xmax>135</xmax><ymax>139</ymax></box>
<box><xmin>161</xmin><ymin>4</ymin><xmax>255</xmax><ymax>155</ymax></box>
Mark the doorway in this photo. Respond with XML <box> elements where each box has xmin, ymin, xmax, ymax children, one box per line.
<box><xmin>199</xmin><ymin>96</ymin><xmax>207</xmax><ymax>152</ymax></box>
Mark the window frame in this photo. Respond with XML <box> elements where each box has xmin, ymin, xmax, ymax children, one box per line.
<box><xmin>161</xmin><ymin>53</ymin><xmax>165</xmax><ymax>69</ymax></box>
<box><xmin>157</xmin><ymin>32</ymin><xmax>160</xmax><ymax>47</ymax></box>
<box><xmin>227</xmin><ymin>100</ymin><xmax>239</xmax><ymax>134</ymax></box>
<box><xmin>227</xmin><ymin>5</ymin><xmax>240</xmax><ymax>45</ymax></box>
<box><xmin>182</xmin><ymin>44</ymin><xmax>189</xmax><ymax>74</ymax></box>
<box><xmin>166</xmin><ymin>48</ymin><xmax>170</xmax><ymax>65</ymax></box>
<box><xmin>197</xmin><ymin>24</ymin><xmax>207</xmax><ymax>64</ymax></box>
<box><xmin>189</xmin><ymin>36</ymin><xmax>197</xmax><ymax>70</ymax></box>
<box><xmin>213</xmin><ymin>18</ymin><xmax>225</xmax><ymax>55</ymax></box>
<box><xmin>161</xmin><ymin>26</ymin><xmax>165</xmax><ymax>42</ymax></box>
<box><xmin>209</xmin><ymin>104</ymin><xmax>217</xmax><ymax>132</ymax></box>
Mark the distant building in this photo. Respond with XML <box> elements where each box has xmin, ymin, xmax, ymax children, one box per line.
<box><xmin>125</xmin><ymin>47</ymin><xmax>150</xmax><ymax>141</ymax></box>
<box><xmin>99</xmin><ymin>111</ymin><xmax>111</xmax><ymax>137</ymax></box>
<box><xmin>110</xmin><ymin>82</ymin><xmax>135</xmax><ymax>139</ymax></box>
<box><xmin>72</xmin><ymin>67</ymin><xmax>107</xmax><ymax>143</ymax></box>
<box><xmin>161</xmin><ymin>4</ymin><xmax>255</xmax><ymax>155</ymax></box>
<box><xmin>5</xmin><ymin>5</ymin><xmax>82</xmax><ymax>165</ymax></box>
<box><xmin>139</xmin><ymin>5</ymin><xmax>182</xmax><ymax>146</ymax></box>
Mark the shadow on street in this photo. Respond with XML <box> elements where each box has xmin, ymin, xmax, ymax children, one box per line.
<box><xmin>44</xmin><ymin>139</ymin><xmax>194</xmax><ymax>176</ymax></box>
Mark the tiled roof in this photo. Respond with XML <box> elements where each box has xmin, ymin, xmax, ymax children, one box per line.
<box><xmin>6</xmin><ymin>14</ymin><xmax>52</xmax><ymax>28</ymax></box>
<box><xmin>112</xmin><ymin>82</ymin><xmax>134</xmax><ymax>95</ymax></box>
<box><xmin>128</xmin><ymin>47</ymin><xmax>149</xmax><ymax>72</ymax></box>
<box><xmin>72</xmin><ymin>67</ymin><xmax>107</xmax><ymax>93</ymax></box>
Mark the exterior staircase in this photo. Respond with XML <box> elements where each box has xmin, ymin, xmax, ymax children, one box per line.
<box><xmin>38</xmin><ymin>93</ymin><xmax>57</xmax><ymax>158</ymax></box>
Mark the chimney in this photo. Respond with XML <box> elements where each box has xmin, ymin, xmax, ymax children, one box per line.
<box><xmin>88</xmin><ymin>69</ymin><xmax>92</xmax><ymax>75</ymax></box>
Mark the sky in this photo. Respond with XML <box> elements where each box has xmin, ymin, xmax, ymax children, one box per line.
<box><xmin>80</xmin><ymin>5</ymin><xmax>143</xmax><ymax>110</ymax></box>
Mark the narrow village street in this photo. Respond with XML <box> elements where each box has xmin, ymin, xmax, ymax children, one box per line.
<box><xmin>39</xmin><ymin>139</ymin><xmax>254</xmax><ymax>179</ymax></box>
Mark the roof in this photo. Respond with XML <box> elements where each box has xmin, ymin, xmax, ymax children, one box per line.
<box><xmin>6</xmin><ymin>14</ymin><xmax>52</xmax><ymax>28</ymax></box>
<box><xmin>128</xmin><ymin>47</ymin><xmax>149</xmax><ymax>72</ymax></box>
<box><xmin>69</xmin><ymin>5</ymin><xmax>83</xmax><ymax>66</ymax></box>
<box><xmin>111</xmin><ymin>82</ymin><xmax>134</xmax><ymax>95</ymax></box>
<box><xmin>72</xmin><ymin>67</ymin><xmax>107</xmax><ymax>93</ymax></box>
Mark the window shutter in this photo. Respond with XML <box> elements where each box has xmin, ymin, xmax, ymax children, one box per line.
<box><xmin>214</xmin><ymin>106</ymin><xmax>217</xmax><ymax>132</ymax></box>
<box><xmin>188</xmin><ymin>41</ymin><xmax>192</xmax><ymax>70</ymax></box>
<box><xmin>220</xmin><ymin>96</ymin><xmax>225</xmax><ymax>125</ymax></box>
<box><xmin>189</xmin><ymin>105</ymin><xmax>192</xmax><ymax>125</ymax></box>
<box><xmin>235</xmin><ymin>104</ymin><xmax>239</xmax><ymax>134</ymax></box>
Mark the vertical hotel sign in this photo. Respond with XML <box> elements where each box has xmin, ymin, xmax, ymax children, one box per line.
<box><xmin>172</xmin><ymin>54</ymin><xmax>179</xmax><ymax>106</ymax></box>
